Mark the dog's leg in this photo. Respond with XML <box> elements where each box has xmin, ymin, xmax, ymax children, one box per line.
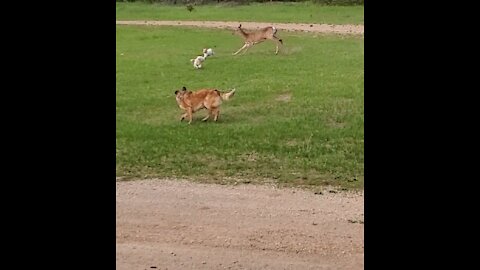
<box><xmin>212</xmin><ymin>108</ymin><xmax>220</xmax><ymax>122</ymax></box>
<box><xmin>180</xmin><ymin>112</ymin><xmax>188</xmax><ymax>122</ymax></box>
<box><xmin>202</xmin><ymin>113</ymin><xmax>210</xmax><ymax>122</ymax></box>
<box><xmin>202</xmin><ymin>105</ymin><xmax>215</xmax><ymax>122</ymax></box>
<box><xmin>187</xmin><ymin>107</ymin><xmax>193</xmax><ymax>124</ymax></box>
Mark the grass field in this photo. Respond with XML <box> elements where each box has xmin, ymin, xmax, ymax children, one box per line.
<box><xmin>116</xmin><ymin>2</ymin><xmax>364</xmax><ymax>25</ymax></box>
<box><xmin>116</xmin><ymin>24</ymin><xmax>364</xmax><ymax>189</ymax></box>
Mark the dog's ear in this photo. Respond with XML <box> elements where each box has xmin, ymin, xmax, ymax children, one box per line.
<box><xmin>182</xmin><ymin>86</ymin><xmax>187</xmax><ymax>91</ymax></box>
<box><xmin>174</xmin><ymin>90</ymin><xmax>179</xmax><ymax>95</ymax></box>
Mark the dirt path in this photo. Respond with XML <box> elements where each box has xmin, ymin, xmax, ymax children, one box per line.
<box><xmin>116</xmin><ymin>20</ymin><xmax>364</xmax><ymax>35</ymax></box>
<box><xmin>116</xmin><ymin>179</ymin><xmax>364</xmax><ymax>269</ymax></box>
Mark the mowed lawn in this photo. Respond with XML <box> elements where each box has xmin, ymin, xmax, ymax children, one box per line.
<box><xmin>116</xmin><ymin>2</ymin><xmax>364</xmax><ymax>25</ymax></box>
<box><xmin>116</xmin><ymin>25</ymin><xmax>364</xmax><ymax>189</ymax></box>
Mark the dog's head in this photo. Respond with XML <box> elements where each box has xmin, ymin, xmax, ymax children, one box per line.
<box><xmin>174</xmin><ymin>86</ymin><xmax>193</xmax><ymax>102</ymax></box>
<box><xmin>175</xmin><ymin>86</ymin><xmax>190</xmax><ymax>97</ymax></box>
<box><xmin>175</xmin><ymin>86</ymin><xmax>186</xmax><ymax>96</ymax></box>
<box><xmin>175</xmin><ymin>86</ymin><xmax>187</xmax><ymax>107</ymax></box>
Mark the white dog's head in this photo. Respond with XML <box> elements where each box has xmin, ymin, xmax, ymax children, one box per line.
<box><xmin>202</xmin><ymin>48</ymin><xmax>214</xmax><ymax>58</ymax></box>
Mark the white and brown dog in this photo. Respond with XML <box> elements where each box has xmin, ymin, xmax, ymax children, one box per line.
<box><xmin>202</xmin><ymin>48</ymin><xmax>214</xmax><ymax>58</ymax></box>
<box><xmin>190</xmin><ymin>55</ymin><xmax>205</xmax><ymax>69</ymax></box>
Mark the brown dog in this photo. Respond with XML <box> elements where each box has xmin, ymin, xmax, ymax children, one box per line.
<box><xmin>174</xmin><ymin>86</ymin><xmax>236</xmax><ymax>124</ymax></box>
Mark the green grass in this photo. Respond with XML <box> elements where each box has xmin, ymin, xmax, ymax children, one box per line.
<box><xmin>116</xmin><ymin>2</ymin><xmax>364</xmax><ymax>25</ymax></box>
<box><xmin>116</xmin><ymin>25</ymin><xmax>364</xmax><ymax>189</ymax></box>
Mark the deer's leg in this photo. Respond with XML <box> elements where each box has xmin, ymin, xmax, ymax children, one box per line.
<box><xmin>272</xmin><ymin>37</ymin><xmax>283</xmax><ymax>55</ymax></box>
<box><xmin>242</xmin><ymin>43</ymin><xmax>253</xmax><ymax>54</ymax></box>
<box><xmin>233</xmin><ymin>43</ymin><xmax>248</xmax><ymax>55</ymax></box>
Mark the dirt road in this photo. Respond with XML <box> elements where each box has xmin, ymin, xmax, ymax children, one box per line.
<box><xmin>116</xmin><ymin>20</ymin><xmax>364</xmax><ymax>35</ymax></box>
<box><xmin>116</xmin><ymin>179</ymin><xmax>364</xmax><ymax>269</ymax></box>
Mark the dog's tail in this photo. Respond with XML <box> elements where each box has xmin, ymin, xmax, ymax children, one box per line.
<box><xmin>220</xmin><ymin>88</ymin><xmax>236</xmax><ymax>101</ymax></box>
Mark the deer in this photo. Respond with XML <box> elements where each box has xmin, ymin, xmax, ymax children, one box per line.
<box><xmin>232</xmin><ymin>24</ymin><xmax>283</xmax><ymax>55</ymax></box>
